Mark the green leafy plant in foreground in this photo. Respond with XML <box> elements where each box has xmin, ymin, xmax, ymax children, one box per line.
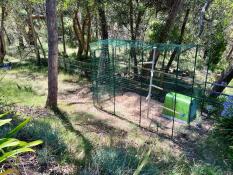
<box><xmin>0</xmin><ymin>112</ymin><xmax>43</xmax><ymax>163</ymax></box>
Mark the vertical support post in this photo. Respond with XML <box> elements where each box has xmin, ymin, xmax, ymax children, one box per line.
<box><xmin>188</xmin><ymin>45</ymin><xmax>198</xmax><ymax>124</ymax></box>
<box><xmin>201</xmin><ymin>61</ymin><xmax>209</xmax><ymax>116</ymax></box>
<box><xmin>129</xmin><ymin>43</ymin><xmax>131</xmax><ymax>78</ymax></box>
<box><xmin>90</xmin><ymin>50</ymin><xmax>94</xmax><ymax>103</ymax></box>
<box><xmin>147</xmin><ymin>47</ymin><xmax>157</xmax><ymax>131</ymax></box>
<box><xmin>171</xmin><ymin>48</ymin><xmax>181</xmax><ymax>139</ymax></box>
<box><xmin>112</xmin><ymin>47</ymin><xmax>116</xmax><ymax>115</ymax></box>
<box><xmin>94</xmin><ymin>50</ymin><xmax>99</xmax><ymax>105</ymax></box>
<box><xmin>162</xmin><ymin>51</ymin><xmax>167</xmax><ymax>70</ymax></box>
<box><xmin>139</xmin><ymin>48</ymin><xmax>144</xmax><ymax>126</ymax></box>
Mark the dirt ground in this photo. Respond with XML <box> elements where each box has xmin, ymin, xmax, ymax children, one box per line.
<box><xmin>76</xmin><ymin>90</ymin><xmax>184</xmax><ymax>137</ymax></box>
<box><xmin>59</xmin><ymin>84</ymin><xmax>212</xmax><ymax>140</ymax></box>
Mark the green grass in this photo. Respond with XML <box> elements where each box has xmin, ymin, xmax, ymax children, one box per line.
<box><xmin>16</xmin><ymin>116</ymin><xmax>88</xmax><ymax>164</ymax></box>
<box><xmin>0</xmin><ymin>79</ymin><xmax>46</xmax><ymax>107</ymax></box>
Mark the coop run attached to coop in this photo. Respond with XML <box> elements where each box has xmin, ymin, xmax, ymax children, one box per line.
<box><xmin>90</xmin><ymin>39</ymin><xmax>207</xmax><ymax>137</ymax></box>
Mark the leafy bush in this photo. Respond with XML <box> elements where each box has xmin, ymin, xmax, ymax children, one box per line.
<box><xmin>0</xmin><ymin>112</ymin><xmax>42</xmax><ymax>163</ymax></box>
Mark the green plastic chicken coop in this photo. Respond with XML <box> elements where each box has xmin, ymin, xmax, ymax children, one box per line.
<box><xmin>163</xmin><ymin>92</ymin><xmax>197</xmax><ymax>123</ymax></box>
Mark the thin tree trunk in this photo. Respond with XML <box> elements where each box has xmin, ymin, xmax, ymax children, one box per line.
<box><xmin>129</xmin><ymin>0</ymin><xmax>145</xmax><ymax>78</ymax></box>
<box><xmin>165</xmin><ymin>8</ymin><xmax>190</xmax><ymax>72</ymax></box>
<box><xmin>46</xmin><ymin>0</ymin><xmax>58</xmax><ymax>108</ymax></box>
<box><xmin>85</xmin><ymin>8</ymin><xmax>91</xmax><ymax>56</ymax></box>
<box><xmin>73</xmin><ymin>11</ymin><xmax>84</xmax><ymax>56</ymax></box>
<box><xmin>0</xmin><ymin>5</ymin><xmax>6</xmax><ymax>64</ymax></box>
<box><xmin>28</xmin><ymin>5</ymin><xmax>41</xmax><ymax>65</ymax></box>
<box><xmin>198</xmin><ymin>0</ymin><xmax>213</xmax><ymax>36</ymax></box>
<box><xmin>61</xmin><ymin>13</ymin><xmax>67</xmax><ymax>56</ymax></box>
<box><xmin>129</xmin><ymin>0</ymin><xmax>138</xmax><ymax>77</ymax></box>
<box><xmin>14</xmin><ymin>15</ymin><xmax>31</xmax><ymax>46</ymax></box>
<box><xmin>37</xmin><ymin>34</ymin><xmax>46</xmax><ymax>59</ymax></box>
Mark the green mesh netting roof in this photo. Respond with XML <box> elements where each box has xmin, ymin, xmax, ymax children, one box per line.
<box><xmin>90</xmin><ymin>39</ymin><xmax>196</xmax><ymax>52</ymax></box>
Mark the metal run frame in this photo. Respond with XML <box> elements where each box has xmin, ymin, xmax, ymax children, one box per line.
<box><xmin>89</xmin><ymin>39</ymin><xmax>233</xmax><ymax>138</ymax></box>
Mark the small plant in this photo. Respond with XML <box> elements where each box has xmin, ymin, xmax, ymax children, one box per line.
<box><xmin>0</xmin><ymin>112</ymin><xmax>43</xmax><ymax>163</ymax></box>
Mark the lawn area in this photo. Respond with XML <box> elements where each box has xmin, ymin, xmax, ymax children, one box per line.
<box><xmin>0</xmin><ymin>62</ymin><xmax>232</xmax><ymax>174</ymax></box>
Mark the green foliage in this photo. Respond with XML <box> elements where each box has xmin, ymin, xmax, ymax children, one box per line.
<box><xmin>0</xmin><ymin>112</ymin><xmax>42</xmax><ymax>163</ymax></box>
<box><xmin>149</xmin><ymin>21</ymin><xmax>180</xmax><ymax>43</ymax></box>
<box><xmin>207</xmin><ymin>24</ymin><xmax>227</xmax><ymax>71</ymax></box>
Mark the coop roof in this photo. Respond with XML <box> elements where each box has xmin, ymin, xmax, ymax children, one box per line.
<box><xmin>90</xmin><ymin>39</ymin><xmax>196</xmax><ymax>52</ymax></box>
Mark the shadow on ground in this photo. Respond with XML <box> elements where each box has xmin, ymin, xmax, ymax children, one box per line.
<box><xmin>172</xmin><ymin>120</ymin><xmax>233</xmax><ymax>173</ymax></box>
<box><xmin>52</xmin><ymin>107</ymin><xmax>93</xmax><ymax>162</ymax></box>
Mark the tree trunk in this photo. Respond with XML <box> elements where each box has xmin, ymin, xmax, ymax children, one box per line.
<box><xmin>198</xmin><ymin>0</ymin><xmax>213</xmax><ymax>36</ymax></box>
<box><xmin>73</xmin><ymin>6</ymin><xmax>92</xmax><ymax>58</ymax></box>
<box><xmin>61</xmin><ymin>13</ymin><xmax>67</xmax><ymax>56</ymax></box>
<box><xmin>210</xmin><ymin>65</ymin><xmax>233</xmax><ymax>97</ymax></box>
<box><xmin>157</xmin><ymin>0</ymin><xmax>182</xmax><ymax>43</ymax></box>
<box><xmin>98</xmin><ymin>3</ymin><xmax>108</xmax><ymax>55</ymax></box>
<box><xmin>129</xmin><ymin>0</ymin><xmax>138</xmax><ymax>77</ymax></box>
<box><xmin>0</xmin><ymin>5</ymin><xmax>6</xmax><ymax>64</ymax></box>
<box><xmin>97</xmin><ymin>2</ymin><xmax>109</xmax><ymax>83</ymax></box>
<box><xmin>154</xmin><ymin>0</ymin><xmax>182</xmax><ymax>65</ymax></box>
<box><xmin>129</xmin><ymin>0</ymin><xmax>145</xmax><ymax>78</ymax></box>
<box><xmin>37</xmin><ymin>34</ymin><xmax>46</xmax><ymax>59</ymax></box>
<box><xmin>143</xmin><ymin>0</ymin><xmax>182</xmax><ymax>74</ymax></box>
<box><xmin>84</xmin><ymin>8</ymin><xmax>91</xmax><ymax>57</ymax></box>
<box><xmin>46</xmin><ymin>0</ymin><xmax>58</xmax><ymax>108</ymax></box>
<box><xmin>28</xmin><ymin>5</ymin><xmax>41</xmax><ymax>65</ymax></box>
<box><xmin>165</xmin><ymin>8</ymin><xmax>190</xmax><ymax>72</ymax></box>
<box><xmin>98</xmin><ymin>5</ymin><xmax>108</xmax><ymax>40</ymax></box>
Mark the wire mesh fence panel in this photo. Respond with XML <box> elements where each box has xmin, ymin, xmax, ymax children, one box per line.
<box><xmin>89</xmin><ymin>39</ymin><xmax>233</xmax><ymax>138</ymax></box>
